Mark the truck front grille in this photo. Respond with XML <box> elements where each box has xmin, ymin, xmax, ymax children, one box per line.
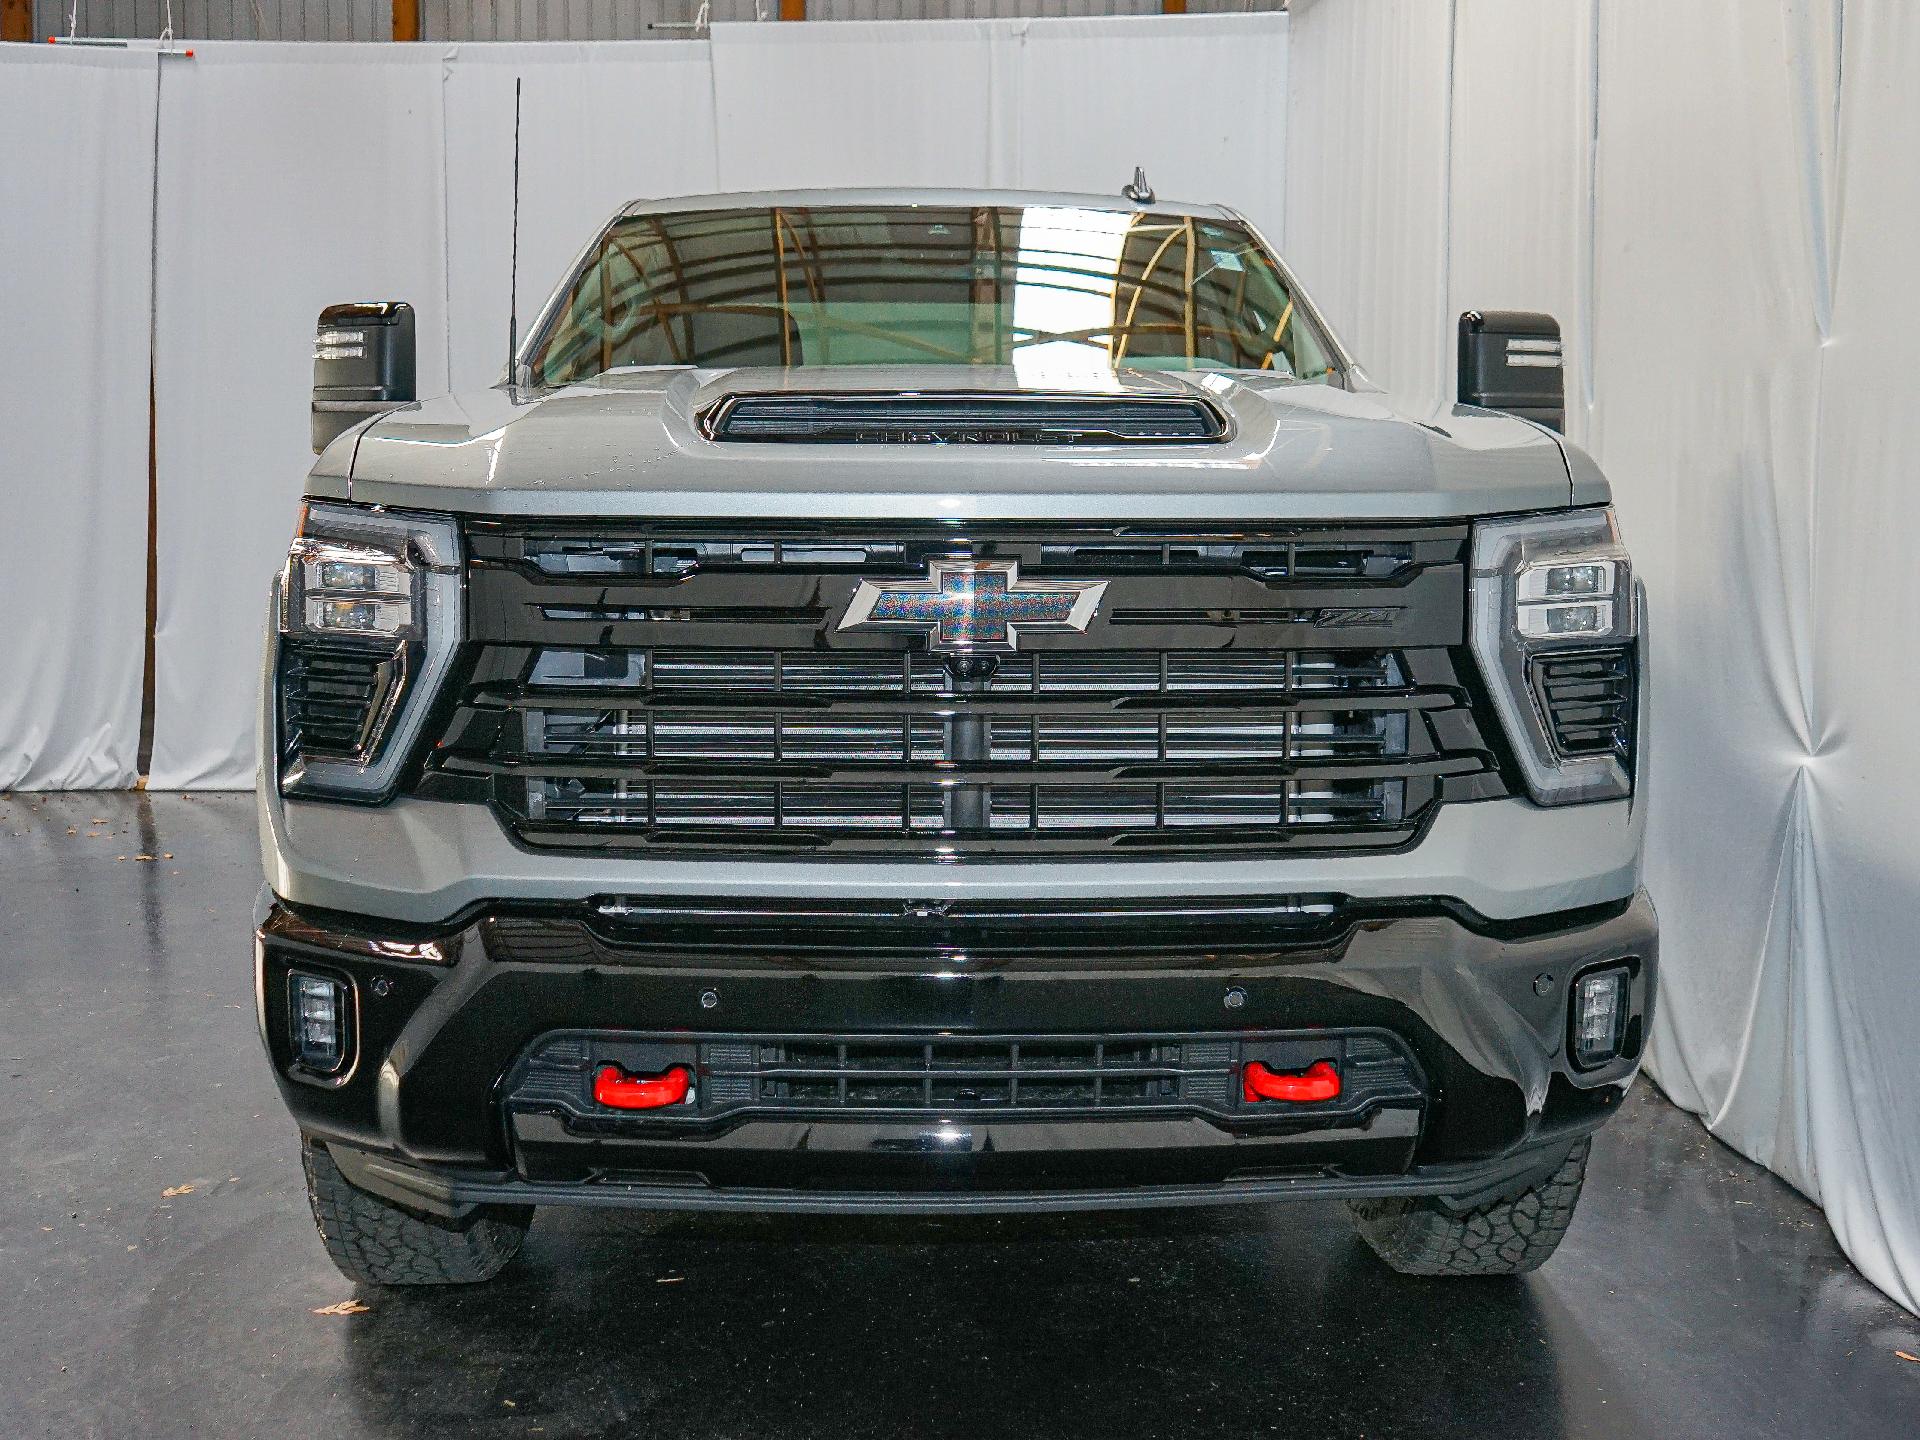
<box><xmin>434</xmin><ymin>522</ymin><xmax>1507</xmax><ymax>857</ymax></box>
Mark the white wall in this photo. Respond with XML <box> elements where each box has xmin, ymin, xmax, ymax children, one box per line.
<box><xmin>1286</xmin><ymin>0</ymin><xmax>1917</xmax><ymax>1317</ymax></box>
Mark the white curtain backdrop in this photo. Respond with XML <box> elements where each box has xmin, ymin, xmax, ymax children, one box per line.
<box><xmin>704</xmin><ymin>15</ymin><xmax>1289</xmax><ymax>241</ymax></box>
<box><xmin>0</xmin><ymin>47</ymin><xmax>158</xmax><ymax>790</ymax></box>
<box><xmin>1282</xmin><ymin>0</ymin><xmax>1450</xmax><ymax>415</ymax></box>
<box><xmin>1287</xmin><ymin>0</ymin><xmax>1917</xmax><ymax>1317</ymax></box>
<box><xmin>710</xmin><ymin>22</ymin><xmax>1006</xmax><ymax>191</ymax></box>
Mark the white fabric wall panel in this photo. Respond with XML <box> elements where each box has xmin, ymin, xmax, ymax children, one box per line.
<box><xmin>1445</xmin><ymin>0</ymin><xmax>1592</xmax><ymax>442</ymax></box>
<box><xmin>1801</xmin><ymin>0</ymin><xmax>1920</xmax><ymax>1314</ymax></box>
<box><xmin>706</xmin><ymin>21</ymin><xmax>1006</xmax><ymax>192</ymax></box>
<box><xmin>998</xmin><ymin>15</ymin><xmax>1288</xmax><ymax>241</ymax></box>
<box><xmin>1589</xmin><ymin>0</ymin><xmax>1829</xmax><ymax>1185</ymax></box>
<box><xmin>149</xmin><ymin>46</ymin><xmax>450</xmax><ymax>789</ymax></box>
<box><xmin>440</xmin><ymin>42</ymin><xmax>722</xmax><ymax>393</ymax></box>
<box><xmin>710</xmin><ymin>23</ymin><xmax>1006</xmax><ymax>190</ymax></box>
<box><xmin>0</xmin><ymin>48</ymin><xmax>157</xmax><ymax>790</ymax></box>
<box><xmin>1284</xmin><ymin>0</ymin><xmax>1451</xmax><ymax>415</ymax></box>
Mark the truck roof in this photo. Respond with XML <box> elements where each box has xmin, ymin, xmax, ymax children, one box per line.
<box><xmin>616</xmin><ymin>188</ymin><xmax>1240</xmax><ymax>221</ymax></box>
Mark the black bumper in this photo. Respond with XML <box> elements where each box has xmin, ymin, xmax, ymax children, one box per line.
<box><xmin>255</xmin><ymin>889</ymin><xmax>1657</xmax><ymax>1215</ymax></box>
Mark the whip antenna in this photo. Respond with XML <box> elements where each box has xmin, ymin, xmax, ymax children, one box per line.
<box><xmin>507</xmin><ymin>77</ymin><xmax>523</xmax><ymax>385</ymax></box>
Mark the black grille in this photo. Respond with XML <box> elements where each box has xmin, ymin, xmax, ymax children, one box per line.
<box><xmin>702</xmin><ymin>392</ymin><xmax>1228</xmax><ymax>445</ymax></box>
<box><xmin>506</xmin><ymin>1029</ymin><xmax>1426</xmax><ymax>1124</ymax></box>
<box><xmin>436</xmin><ymin>522</ymin><xmax>1507</xmax><ymax>857</ymax></box>
<box><xmin>279</xmin><ymin>640</ymin><xmax>403</xmax><ymax>763</ymax></box>
<box><xmin>1531</xmin><ymin>647</ymin><xmax>1634</xmax><ymax>759</ymax></box>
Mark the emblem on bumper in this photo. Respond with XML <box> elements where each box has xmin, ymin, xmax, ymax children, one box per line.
<box><xmin>838</xmin><ymin>559</ymin><xmax>1107</xmax><ymax>653</ymax></box>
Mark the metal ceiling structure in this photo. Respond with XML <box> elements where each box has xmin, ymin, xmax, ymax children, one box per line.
<box><xmin>22</xmin><ymin>0</ymin><xmax>1282</xmax><ymax>45</ymax></box>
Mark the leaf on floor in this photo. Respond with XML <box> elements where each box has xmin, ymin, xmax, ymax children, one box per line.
<box><xmin>312</xmin><ymin>1299</ymin><xmax>371</xmax><ymax>1317</ymax></box>
<box><xmin>161</xmin><ymin>1184</ymin><xmax>195</xmax><ymax>1197</ymax></box>
<box><xmin>1896</xmin><ymin>1350</ymin><xmax>1918</xmax><ymax>1363</ymax></box>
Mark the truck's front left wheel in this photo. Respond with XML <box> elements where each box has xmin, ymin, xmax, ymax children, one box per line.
<box><xmin>1345</xmin><ymin>1139</ymin><xmax>1590</xmax><ymax>1276</ymax></box>
<box><xmin>302</xmin><ymin>1140</ymin><xmax>533</xmax><ymax>1286</ymax></box>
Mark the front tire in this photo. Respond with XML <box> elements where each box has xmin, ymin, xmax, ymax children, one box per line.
<box><xmin>1346</xmin><ymin>1139</ymin><xmax>1590</xmax><ymax>1276</ymax></box>
<box><xmin>302</xmin><ymin>1140</ymin><xmax>532</xmax><ymax>1286</ymax></box>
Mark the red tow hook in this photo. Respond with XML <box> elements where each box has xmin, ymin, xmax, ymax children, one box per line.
<box><xmin>594</xmin><ymin>1063</ymin><xmax>692</xmax><ymax>1110</ymax></box>
<box><xmin>1242</xmin><ymin>1059</ymin><xmax>1341</xmax><ymax>1104</ymax></box>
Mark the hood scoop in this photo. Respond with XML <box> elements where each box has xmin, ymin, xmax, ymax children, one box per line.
<box><xmin>700</xmin><ymin>390</ymin><xmax>1229</xmax><ymax>446</ymax></box>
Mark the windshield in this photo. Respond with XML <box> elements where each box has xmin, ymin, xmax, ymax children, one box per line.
<box><xmin>527</xmin><ymin>204</ymin><xmax>1338</xmax><ymax>387</ymax></box>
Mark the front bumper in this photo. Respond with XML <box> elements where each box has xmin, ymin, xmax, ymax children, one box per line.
<box><xmin>256</xmin><ymin>888</ymin><xmax>1657</xmax><ymax>1215</ymax></box>
<box><xmin>262</xmin><ymin>790</ymin><xmax>1646</xmax><ymax>926</ymax></box>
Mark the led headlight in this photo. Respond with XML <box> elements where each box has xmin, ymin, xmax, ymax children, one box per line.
<box><xmin>275</xmin><ymin>502</ymin><xmax>461</xmax><ymax>800</ymax></box>
<box><xmin>1470</xmin><ymin>507</ymin><xmax>1638</xmax><ymax>805</ymax></box>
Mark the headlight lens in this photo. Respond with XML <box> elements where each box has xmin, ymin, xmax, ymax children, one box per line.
<box><xmin>276</xmin><ymin>502</ymin><xmax>461</xmax><ymax>800</ymax></box>
<box><xmin>1470</xmin><ymin>507</ymin><xmax>1638</xmax><ymax>805</ymax></box>
<box><xmin>291</xmin><ymin>537</ymin><xmax>417</xmax><ymax>638</ymax></box>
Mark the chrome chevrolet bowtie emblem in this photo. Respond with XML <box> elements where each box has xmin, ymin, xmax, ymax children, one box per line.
<box><xmin>838</xmin><ymin>559</ymin><xmax>1107</xmax><ymax>653</ymax></box>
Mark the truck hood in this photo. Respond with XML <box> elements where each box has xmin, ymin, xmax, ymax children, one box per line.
<box><xmin>321</xmin><ymin>365</ymin><xmax>1594</xmax><ymax>521</ymax></box>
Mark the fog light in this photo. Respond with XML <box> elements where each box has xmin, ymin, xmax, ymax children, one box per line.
<box><xmin>290</xmin><ymin>972</ymin><xmax>349</xmax><ymax>1073</ymax></box>
<box><xmin>1570</xmin><ymin>966</ymin><xmax>1630</xmax><ymax>1069</ymax></box>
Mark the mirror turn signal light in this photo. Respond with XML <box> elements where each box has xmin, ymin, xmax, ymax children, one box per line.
<box><xmin>594</xmin><ymin>1063</ymin><xmax>693</xmax><ymax>1110</ymax></box>
<box><xmin>1242</xmin><ymin>1059</ymin><xmax>1341</xmax><ymax>1104</ymax></box>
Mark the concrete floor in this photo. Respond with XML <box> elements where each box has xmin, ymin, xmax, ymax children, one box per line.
<box><xmin>2</xmin><ymin>791</ymin><xmax>1916</xmax><ymax>1440</ymax></box>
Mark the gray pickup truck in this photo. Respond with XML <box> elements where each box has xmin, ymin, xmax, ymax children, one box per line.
<box><xmin>261</xmin><ymin>186</ymin><xmax>1653</xmax><ymax>1285</ymax></box>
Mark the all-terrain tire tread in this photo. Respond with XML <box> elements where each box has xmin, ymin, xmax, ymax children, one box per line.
<box><xmin>302</xmin><ymin>1140</ymin><xmax>529</xmax><ymax>1286</ymax></box>
<box><xmin>1344</xmin><ymin>1139</ymin><xmax>1590</xmax><ymax>1277</ymax></box>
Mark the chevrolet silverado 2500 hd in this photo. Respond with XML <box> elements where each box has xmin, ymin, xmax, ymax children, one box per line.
<box><xmin>262</xmin><ymin>188</ymin><xmax>1654</xmax><ymax>1285</ymax></box>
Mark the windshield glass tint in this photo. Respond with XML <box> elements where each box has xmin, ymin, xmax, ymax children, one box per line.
<box><xmin>528</xmin><ymin>205</ymin><xmax>1337</xmax><ymax>386</ymax></box>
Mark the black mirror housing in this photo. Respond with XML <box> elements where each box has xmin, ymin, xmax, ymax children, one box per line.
<box><xmin>1457</xmin><ymin>310</ymin><xmax>1564</xmax><ymax>433</ymax></box>
<box><xmin>311</xmin><ymin>302</ymin><xmax>416</xmax><ymax>454</ymax></box>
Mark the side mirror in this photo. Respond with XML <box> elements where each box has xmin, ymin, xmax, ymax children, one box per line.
<box><xmin>311</xmin><ymin>301</ymin><xmax>416</xmax><ymax>453</ymax></box>
<box><xmin>1457</xmin><ymin>311</ymin><xmax>1564</xmax><ymax>433</ymax></box>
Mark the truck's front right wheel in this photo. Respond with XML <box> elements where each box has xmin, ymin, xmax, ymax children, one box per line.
<box><xmin>1345</xmin><ymin>1139</ymin><xmax>1590</xmax><ymax>1276</ymax></box>
<box><xmin>302</xmin><ymin>1140</ymin><xmax>532</xmax><ymax>1286</ymax></box>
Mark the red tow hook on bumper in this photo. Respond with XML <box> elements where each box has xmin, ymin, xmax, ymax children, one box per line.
<box><xmin>1242</xmin><ymin>1059</ymin><xmax>1341</xmax><ymax>1104</ymax></box>
<box><xmin>594</xmin><ymin>1064</ymin><xmax>693</xmax><ymax>1110</ymax></box>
